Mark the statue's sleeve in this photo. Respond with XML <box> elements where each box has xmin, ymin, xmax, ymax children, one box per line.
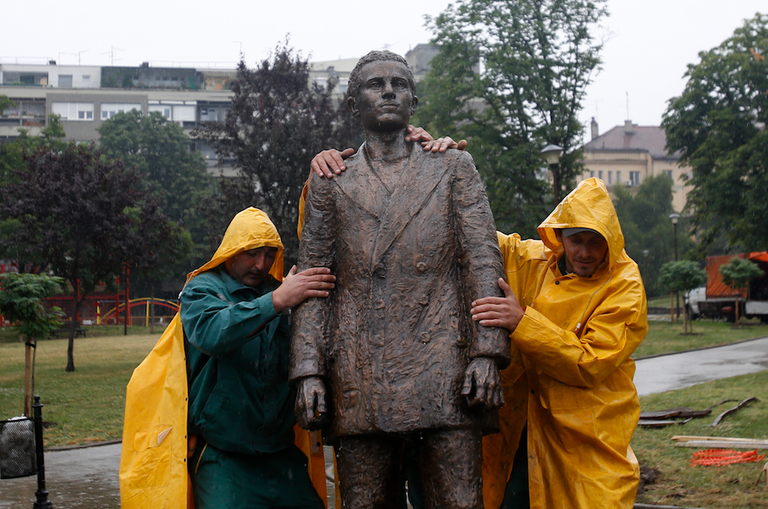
<box><xmin>289</xmin><ymin>173</ymin><xmax>335</xmax><ymax>383</ymax></box>
<box><xmin>452</xmin><ymin>152</ymin><xmax>511</xmax><ymax>368</ymax></box>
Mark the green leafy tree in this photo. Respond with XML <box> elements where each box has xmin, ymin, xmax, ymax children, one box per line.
<box><xmin>0</xmin><ymin>273</ymin><xmax>64</xmax><ymax>415</ymax></box>
<box><xmin>0</xmin><ymin>142</ymin><xmax>177</xmax><ymax>371</ymax></box>
<box><xmin>123</xmin><ymin>205</ymin><xmax>192</xmax><ymax>333</ymax></box>
<box><xmin>662</xmin><ymin>13</ymin><xmax>768</xmax><ymax>252</ymax></box>
<box><xmin>0</xmin><ymin>95</ymin><xmax>16</xmax><ymax>115</ymax></box>
<box><xmin>719</xmin><ymin>257</ymin><xmax>764</xmax><ymax>327</ymax></box>
<box><xmin>98</xmin><ymin>110</ymin><xmax>213</xmax><ymax>287</ymax></box>
<box><xmin>612</xmin><ymin>173</ymin><xmax>694</xmax><ymax>296</ymax></box>
<box><xmin>658</xmin><ymin>260</ymin><xmax>708</xmax><ymax>334</ymax></box>
<box><xmin>415</xmin><ymin>0</ymin><xmax>607</xmax><ymax>236</ymax></box>
<box><xmin>194</xmin><ymin>43</ymin><xmax>360</xmax><ymax>264</ymax></box>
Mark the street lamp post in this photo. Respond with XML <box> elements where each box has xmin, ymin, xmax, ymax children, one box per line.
<box><xmin>541</xmin><ymin>144</ymin><xmax>563</xmax><ymax>203</ymax></box>
<box><xmin>642</xmin><ymin>249</ymin><xmax>649</xmax><ymax>296</ymax></box>
<box><xmin>669</xmin><ymin>213</ymin><xmax>681</xmax><ymax>319</ymax></box>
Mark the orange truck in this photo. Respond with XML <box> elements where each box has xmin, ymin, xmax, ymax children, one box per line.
<box><xmin>686</xmin><ymin>252</ymin><xmax>768</xmax><ymax>323</ymax></box>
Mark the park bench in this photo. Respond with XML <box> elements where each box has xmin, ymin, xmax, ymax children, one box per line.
<box><xmin>50</xmin><ymin>324</ymin><xmax>87</xmax><ymax>339</ymax></box>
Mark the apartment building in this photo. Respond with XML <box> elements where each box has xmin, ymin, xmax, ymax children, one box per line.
<box><xmin>0</xmin><ymin>46</ymin><xmax>439</xmax><ymax>174</ymax></box>
<box><xmin>580</xmin><ymin>119</ymin><xmax>691</xmax><ymax>212</ymax></box>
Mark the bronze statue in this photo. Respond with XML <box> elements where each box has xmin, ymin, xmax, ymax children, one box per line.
<box><xmin>290</xmin><ymin>50</ymin><xmax>509</xmax><ymax>509</ymax></box>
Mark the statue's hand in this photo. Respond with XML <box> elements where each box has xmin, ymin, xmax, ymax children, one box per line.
<box><xmin>461</xmin><ymin>357</ymin><xmax>504</xmax><ymax>410</ymax></box>
<box><xmin>295</xmin><ymin>376</ymin><xmax>327</xmax><ymax>430</ymax></box>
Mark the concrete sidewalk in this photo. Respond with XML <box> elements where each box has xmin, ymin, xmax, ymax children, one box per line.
<box><xmin>2</xmin><ymin>337</ymin><xmax>768</xmax><ymax>508</ymax></box>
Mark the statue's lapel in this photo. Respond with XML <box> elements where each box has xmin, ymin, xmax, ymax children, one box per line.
<box><xmin>371</xmin><ymin>146</ymin><xmax>451</xmax><ymax>268</ymax></box>
<box><xmin>333</xmin><ymin>143</ymin><xmax>388</xmax><ymax>219</ymax></box>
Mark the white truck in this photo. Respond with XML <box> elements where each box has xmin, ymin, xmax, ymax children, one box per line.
<box><xmin>685</xmin><ymin>252</ymin><xmax>768</xmax><ymax>323</ymax></box>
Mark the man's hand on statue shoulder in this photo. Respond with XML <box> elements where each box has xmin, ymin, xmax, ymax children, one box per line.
<box><xmin>406</xmin><ymin>125</ymin><xmax>468</xmax><ymax>153</ymax></box>
<box><xmin>461</xmin><ymin>357</ymin><xmax>503</xmax><ymax>410</ymax></box>
<box><xmin>271</xmin><ymin>266</ymin><xmax>336</xmax><ymax>313</ymax></box>
<box><xmin>471</xmin><ymin>278</ymin><xmax>525</xmax><ymax>332</ymax></box>
<box><xmin>309</xmin><ymin>125</ymin><xmax>468</xmax><ymax>179</ymax></box>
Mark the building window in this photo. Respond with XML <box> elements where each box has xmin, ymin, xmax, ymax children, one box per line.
<box><xmin>616</xmin><ymin>171</ymin><xmax>622</xmax><ymax>185</ymax></box>
<box><xmin>630</xmin><ymin>171</ymin><xmax>640</xmax><ymax>186</ymax></box>
<box><xmin>598</xmin><ymin>170</ymin><xmax>603</xmax><ymax>180</ymax></box>
<box><xmin>590</xmin><ymin>170</ymin><xmax>595</xmax><ymax>178</ymax></box>
<box><xmin>52</xmin><ymin>102</ymin><xmax>94</xmax><ymax>121</ymax></box>
<box><xmin>100</xmin><ymin>103</ymin><xmax>141</xmax><ymax>120</ymax></box>
<box><xmin>663</xmin><ymin>169</ymin><xmax>673</xmax><ymax>180</ymax></box>
<box><xmin>58</xmin><ymin>75</ymin><xmax>73</xmax><ymax>87</ymax></box>
<box><xmin>608</xmin><ymin>171</ymin><xmax>613</xmax><ymax>185</ymax></box>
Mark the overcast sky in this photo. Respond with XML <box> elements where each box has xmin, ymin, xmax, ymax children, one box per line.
<box><xmin>2</xmin><ymin>0</ymin><xmax>764</xmax><ymax>143</ymax></box>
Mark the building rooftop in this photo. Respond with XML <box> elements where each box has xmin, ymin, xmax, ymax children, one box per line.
<box><xmin>585</xmin><ymin>121</ymin><xmax>680</xmax><ymax>159</ymax></box>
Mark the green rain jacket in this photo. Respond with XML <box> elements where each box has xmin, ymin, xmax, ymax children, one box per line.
<box><xmin>181</xmin><ymin>267</ymin><xmax>295</xmax><ymax>454</ymax></box>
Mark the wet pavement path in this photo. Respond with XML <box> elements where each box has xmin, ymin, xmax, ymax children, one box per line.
<box><xmin>0</xmin><ymin>442</ymin><xmax>120</xmax><ymax>508</ymax></box>
<box><xmin>2</xmin><ymin>337</ymin><xmax>767</xmax><ymax>508</ymax></box>
<box><xmin>634</xmin><ymin>336</ymin><xmax>768</xmax><ymax>396</ymax></box>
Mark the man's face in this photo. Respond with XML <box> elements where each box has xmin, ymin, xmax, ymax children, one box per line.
<box><xmin>348</xmin><ymin>60</ymin><xmax>417</xmax><ymax>132</ymax></box>
<box><xmin>557</xmin><ymin>230</ymin><xmax>608</xmax><ymax>278</ymax></box>
<box><xmin>225</xmin><ymin>247</ymin><xmax>278</xmax><ymax>287</ymax></box>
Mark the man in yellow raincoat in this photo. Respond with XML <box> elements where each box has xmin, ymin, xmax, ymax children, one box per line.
<box><xmin>310</xmin><ymin>144</ymin><xmax>648</xmax><ymax>508</ymax></box>
<box><xmin>120</xmin><ymin>207</ymin><xmax>336</xmax><ymax>509</ymax></box>
<box><xmin>472</xmin><ymin>178</ymin><xmax>648</xmax><ymax>509</ymax></box>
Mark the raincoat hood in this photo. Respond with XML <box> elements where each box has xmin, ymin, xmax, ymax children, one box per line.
<box><xmin>537</xmin><ymin>178</ymin><xmax>625</xmax><ymax>271</ymax></box>
<box><xmin>187</xmin><ymin>207</ymin><xmax>284</xmax><ymax>284</ymax></box>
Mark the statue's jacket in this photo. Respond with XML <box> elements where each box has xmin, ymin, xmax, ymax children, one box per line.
<box><xmin>291</xmin><ymin>143</ymin><xmax>511</xmax><ymax>440</ymax></box>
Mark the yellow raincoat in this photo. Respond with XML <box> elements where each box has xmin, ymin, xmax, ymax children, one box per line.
<box><xmin>482</xmin><ymin>178</ymin><xmax>648</xmax><ymax>509</ymax></box>
<box><xmin>119</xmin><ymin>207</ymin><xmax>326</xmax><ymax>509</ymax></box>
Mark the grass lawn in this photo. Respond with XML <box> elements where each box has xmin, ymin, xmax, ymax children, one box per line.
<box><xmin>0</xmin><ymin>324</ymin><xmax>164</xmax><ymax>343</ymax></box>
<box><xmin>647</xmin><ymin>294</ymin><xmax>674</xmax><ymax>309</ymax></box>
<box><xmin>634</xmin><ymin>320</ymin><xmax>768</xmax><ymax>359</ymax></box>
<box><xmin>633</xmin><ymin>370</ymin><xmax>768</xmax><ymax>509</ymax></box>
<box><xmin>0</xmin><ymin>332</ymin><xmax>160</xmax><ymax>447</ymax></box>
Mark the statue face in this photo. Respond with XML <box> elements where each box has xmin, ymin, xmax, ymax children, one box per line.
<box><xmin>348</xmin><ymin>60</ymin><xmax>417</xmax><ymax>132</ymax></box>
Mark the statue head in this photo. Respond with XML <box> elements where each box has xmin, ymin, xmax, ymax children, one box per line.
<box><xmin>347</xmin><ymin>50</ymin><xmax>418</xmax><ymax>132</ymax></box>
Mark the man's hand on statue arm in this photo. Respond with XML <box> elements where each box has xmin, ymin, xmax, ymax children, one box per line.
<box><xmin>461</xmin><ymin>357</ymin><xmax>504</xmax><ymax>410</ymax></box>
<box><xmin>471</xmin><ymin>278</ymin><xmax>525</xmax><ymax>332</ymax></box>
<box><xmin>308</xmin><ymin>126</ymin><xmax>467</xmax><ymax>179</ymax></box>
<box><xmin>295</xmin><ymin>377</ymin><xmax>327</xmax><ymax>430</ymax></box>
<box><xmin>271</xmin><ymin>266</ymin><xmax>336</xmax><ymax>313</ymax></box>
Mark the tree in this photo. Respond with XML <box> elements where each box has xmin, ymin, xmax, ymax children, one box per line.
<box><xmin>0</xmin><ymin>114</ymin><xmax>67</xmax><ymax>272</ymax></box>
<box><xmin>0</xmin><ymin>95</ymin><xmax>15</xmax><ymax>115</ymax></box>
<box><xmin>98</xmin><ymin>110</ymin><xmax>213</xmax><ymax>285</ymax></box>
<box><xmin>658</xmin><ymin>260</ymin><xmax>708</xmax><ymax>334</ymax></box>
<box><xmin>612</xmin><ymin>173</ymin><xmax>694</xmax><ymax>296</ymax></box>
<box><xmin>0</xmin><ymin>273</ymin><xmax>64</xmax><ymax>415</ymax></box>
<box><xmin>123</xmin><ymin>205</ymin><xmax>192</xmax><ymax>333</ymax></box>
<box><xmin>194</xmin><ymin>43</ymin><xmax>360</xmax><ymax>264</ymax></box>
<box><xmin>0</xmin><ymin>142</ymin><xmax>176</xmax><ymax>371</ymax></box>
<box><xmin>662</xmin><ymin>13</ymin><xmax>768</xmax><ymax>252</ymax></box>
<box><xmin>415</xmin><ymin>0</ymin><xmax>607</xmax><ymax>237</ymax></box>
<box><xmin>720</xmin><ymin>257</ymin><xmax>764</xmax><ymax>327</ymax></box>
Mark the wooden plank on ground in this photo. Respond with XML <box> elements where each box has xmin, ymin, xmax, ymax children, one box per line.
<box><xmin>676</xmin><ymin>440</ymin><xmax>768</xmax><ymax>449</ymax></box>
